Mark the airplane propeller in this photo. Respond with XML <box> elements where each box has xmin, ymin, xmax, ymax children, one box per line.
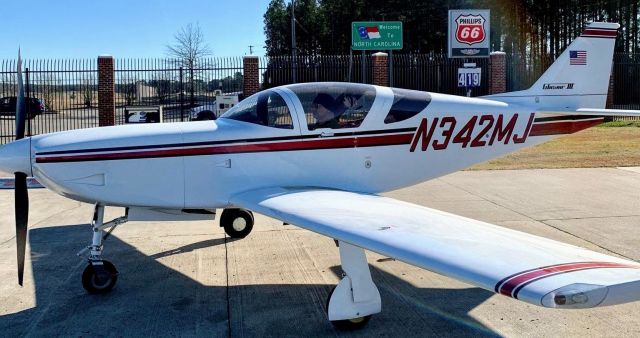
<box><xmin>14</xmin><ymin>50</ymin><xmax>29</xmax><ymax>286</ymax></box>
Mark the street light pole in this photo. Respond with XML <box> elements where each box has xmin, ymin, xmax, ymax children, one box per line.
<box><xmin>291</xmin><ymin>0</ymin><xmax>297</xmax><ymax>83</ymax></box>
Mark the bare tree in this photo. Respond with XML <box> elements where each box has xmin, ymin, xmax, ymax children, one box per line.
<box><xmin>166</xmin><ymin>23</ymin><xmax>212</xmax><ymax>106</ymax></box>
<box><xmin>82</xmin><ymin>79</ymin><xmax>95</xmax><ymax>108</ymax></box>
<box><xmin>151</xmin><ymin>70</ymin><xmax>174</xmax><ymax>104</ymax></box>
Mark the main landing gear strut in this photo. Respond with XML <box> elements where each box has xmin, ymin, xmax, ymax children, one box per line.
<box><xmin>77</xmin><ymin>204</ymin><xmax>128</xmax><ymax>294</ymax></box>
<box><xmin>326</xmin><ymin>241</ymin><xmax>381</xmax><ymax>330</ymax></box>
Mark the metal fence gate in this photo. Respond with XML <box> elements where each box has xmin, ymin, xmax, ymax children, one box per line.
<box><xmin>114</xmin><ymin>58</ymin><xmax>243</xmax><ymax>124</ymax></box>
<box><xmin>0</xmin><ymin>59</ymin><xmax>98</xmax><ymax>144</ymax></box>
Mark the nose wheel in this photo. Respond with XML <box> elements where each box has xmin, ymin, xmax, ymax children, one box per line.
<box><xmin>220</xmin><ymin>208</ymin><xmax>254</xmax><ymax>238</ymax></box>
<box><xmin>82</xmin><ymin>260</ymin><xmax>118</xmax><ymax>294</ymax></box>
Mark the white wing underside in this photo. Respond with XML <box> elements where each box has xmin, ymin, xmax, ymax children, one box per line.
<box><xmin>232</xmin><ymin>188</ymin><xmax>640</xmax><ymax>309</ymax></box>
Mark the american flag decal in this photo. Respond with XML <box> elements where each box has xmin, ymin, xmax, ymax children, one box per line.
<box><xmin>570</xmin><ymin>50</ymin><xmax>587</xmax><ymax>65</ymax></box>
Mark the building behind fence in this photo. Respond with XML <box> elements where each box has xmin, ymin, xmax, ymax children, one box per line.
<box><xmin>1</xmin><ymin>52</ymin><xmax>639</xmax><ymax>144</ymax></box>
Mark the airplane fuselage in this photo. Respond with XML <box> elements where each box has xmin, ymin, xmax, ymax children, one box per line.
<box><xmin>27</xmin><ymin>86</ymin><xmax>602</xmax><ymax>210</ymax></box>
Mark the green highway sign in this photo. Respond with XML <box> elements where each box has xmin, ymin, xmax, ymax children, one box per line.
<box><xmin>351</xmin><ymin>21</ymin><xmax>403</xmax><ymax>50</ymax></box>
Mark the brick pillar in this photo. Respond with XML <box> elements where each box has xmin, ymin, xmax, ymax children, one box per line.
<box><xmin>489</xmin><ymin>51</ymin><xmax>507</xmax><ymax>94</ymax></box>
<box><xmin>97</xmin><ymin>55</ymin><xmax>115</xmax><ymax>126</ymax></box>
<box><xmin>243</xmin><ymin>56</ymin><xmax>259</xmax><ymax>98</ymax></box>
<box><xmin>372</xmin><ymin>52</ymin><xmax>389</xmax><ymax>87</ymax></box>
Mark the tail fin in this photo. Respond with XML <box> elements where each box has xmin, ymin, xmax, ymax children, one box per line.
<box><xmin>486</xmin><ymin>22</ymin><xmax>619</xmax><ymax>110</ymax></box>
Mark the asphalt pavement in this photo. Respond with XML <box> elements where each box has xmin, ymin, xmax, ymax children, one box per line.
<box><xmin>1</xmin><ymin>167</ymin><xmax>640</xmax><ymax>337</ymax></box>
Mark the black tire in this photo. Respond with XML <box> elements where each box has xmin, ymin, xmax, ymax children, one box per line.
<box><xmin>220</xmin><ymin>208</ymin><xmax>254</xmax><ymax>238</ymax></box>
<box><xmin>325</xmin><ymin>286</ymin><xmax>372</xmax><ymax>330</ymax></box>
<box><xmin>196</xmin><ymin>111</ymin><xmax>216</xmax><ymax>121</ymax></box>
<box><xmin>82</xmin><ymin>260</ymin><xmax>118</xmax><ymax>294</ymax></box>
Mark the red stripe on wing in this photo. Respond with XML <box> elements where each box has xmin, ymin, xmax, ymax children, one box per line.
<box><xmin>497</xmin><ymin>262</ymin><xmax>639</xmax><ymax>298</ymax></box>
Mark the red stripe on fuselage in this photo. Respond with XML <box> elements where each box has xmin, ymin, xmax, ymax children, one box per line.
<box><xmin>34</xmin><ymin>117</ymin><xmax>605</xmax><ymax>163</ymax></box>
<box><xmin>529</xmin><ymin>118</ymin><xmax>604</xmax><ymax>136</ymax></box>
<box><xmin>35</xmin><ymin>133</ymin><xmax>416</xmax><ymax>163</ymax></box>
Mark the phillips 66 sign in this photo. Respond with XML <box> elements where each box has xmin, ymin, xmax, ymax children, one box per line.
<box><xmin>448</xmin><ymin>10</ymin><xmax>490</xmax><ymax>58</ymax></box>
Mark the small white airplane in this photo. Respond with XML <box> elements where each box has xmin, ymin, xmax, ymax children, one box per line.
<box><xmin>2</xmin><ymin>22</ymin><xmax>640</xmax><ymax>330</ymax></box>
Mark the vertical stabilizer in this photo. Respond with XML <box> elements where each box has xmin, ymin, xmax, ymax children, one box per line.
<box><xmin>485</xmin><ymin>22</ymin><xmax>619</xmax><ymax>110</ymax></box>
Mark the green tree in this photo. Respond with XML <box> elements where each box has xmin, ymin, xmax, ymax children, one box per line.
<box><xmin>264</xmin><ymin>0</ymin><xmax>291</xmax><ymax>56</ymax></box>
<box><xmin>264</xmin><ymin>0</ymin><xmax>640</xmax><ymax>55</ymax></box>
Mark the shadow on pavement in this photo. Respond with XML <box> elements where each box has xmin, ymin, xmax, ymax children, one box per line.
<box><xmin>150</xmin><ymin>237</ymin><xmax>236</xmax><ymax>260</ymax></box>
<box><xmin>1</xmin><ymin>224</ymin><xmax>498</xmax><ymax>337</ymax></box>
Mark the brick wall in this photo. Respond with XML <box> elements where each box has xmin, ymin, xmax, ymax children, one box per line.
<box><xmin>98</xmin><ymin>56</ymin><xmax>115</xmax><ymax>126</ymax></box>
<box><xmin>372</xmin><ymin>52</ymin><xmax>389</xmax><ymax>87</ymax></box>
<box><xmin>489</xmin><ymin>51</ymin><xmax>506</xmax><ymax>94</ymax></box>
<box><xmin>243</xmin><ymin>56</ymin><xmax>259</xmax><ymax>97</ymax></box>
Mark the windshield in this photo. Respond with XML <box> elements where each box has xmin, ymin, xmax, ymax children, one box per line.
<box><xmin>220</xmin><ymin>90</ymin><xmax>293</xmax><ymax>129</ymax></box>
<box><xmin>288</xmin><ymin>83</ymin><xmax>376</xmax><ymax>130</ymax></box>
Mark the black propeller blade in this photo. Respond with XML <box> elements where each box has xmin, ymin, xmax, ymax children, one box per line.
<box><xmin>15</xmin><ymin>50</ymin><xmax>29</xmax><ymax>286</ymax></box>
<box><xmin>15</xmin><ymin>172</ymin><xmax>28</xmax><ymax>285</ymax></box>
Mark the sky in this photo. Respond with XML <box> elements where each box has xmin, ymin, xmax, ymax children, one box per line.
<box><xmin>0</xmin><ymin>0</ymin><xmax>273</xmax><ymax>59</ymax></box>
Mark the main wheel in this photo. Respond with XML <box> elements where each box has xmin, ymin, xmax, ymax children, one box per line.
<box><xmin>82</xmin><ymin>260</ymin><xmax>118</xmax><ymax>294</ymax></box>
<box><xmin>221</xmin><ymin>208</ymin><xmax>254</xmax><ymax>238</ymax></box>
<box><xmin>325</xmin><ymin>286</ymin><xmax>372</xmax><ymax>330</ymax></box>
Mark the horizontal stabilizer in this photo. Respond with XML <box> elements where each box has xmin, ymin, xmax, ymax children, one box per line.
<box><xmin>576</xmin><ymin>108</ymin><xmax>640</xmax><ymax>117</ymax></box>
<box><xmin>538</xmin><ymin>108</ymin><xmax>640</xmax><ymax>117</ymax></box>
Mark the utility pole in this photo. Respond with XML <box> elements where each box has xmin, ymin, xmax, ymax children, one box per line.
<box><xmin>291</xmin><ymin>0</ymin><xmax>297</xmax><ymax>83</ymax></box>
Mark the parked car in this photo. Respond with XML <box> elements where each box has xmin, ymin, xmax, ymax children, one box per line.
<box><xmin>189</xmin><ymin>94</ymin><xmax>239</xmax><ymax>121</ymax></box>
<box><xmin>190</xmin><ymin>104</ymin><xmax>217</xmax><ymax>121</ymax></box>
<box><xmin>0</xmin><ymin>96</ymin><xmax>45</xmax><ymax>119</ymax></box>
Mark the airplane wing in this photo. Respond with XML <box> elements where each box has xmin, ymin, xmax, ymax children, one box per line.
<box><xmin>231</xmin><ymin>187</ymin><xmax>640</xmax><ymax>309</ymax></box>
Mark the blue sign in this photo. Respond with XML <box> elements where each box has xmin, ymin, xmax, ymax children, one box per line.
<box><xmin>458</xmin><ymin>68</ymin><xmax>481</xmax><ymax>88</ymax></box>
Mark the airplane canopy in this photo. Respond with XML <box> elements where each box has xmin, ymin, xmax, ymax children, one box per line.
<box><xmin>219</xmin><ymin>82</ymin><xmax>432</xmax><ymax>130</ymax></box>
<box><xmin>287</xmin><ymin>83</ymin><xmax>376</xmax><ymax>130</ymax></box>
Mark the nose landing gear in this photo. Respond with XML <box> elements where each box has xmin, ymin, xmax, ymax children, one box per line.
<box><xmin>77</xmin><ymin>204</ymin><xmax>127</xmax><ymax>294</ymax></box>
